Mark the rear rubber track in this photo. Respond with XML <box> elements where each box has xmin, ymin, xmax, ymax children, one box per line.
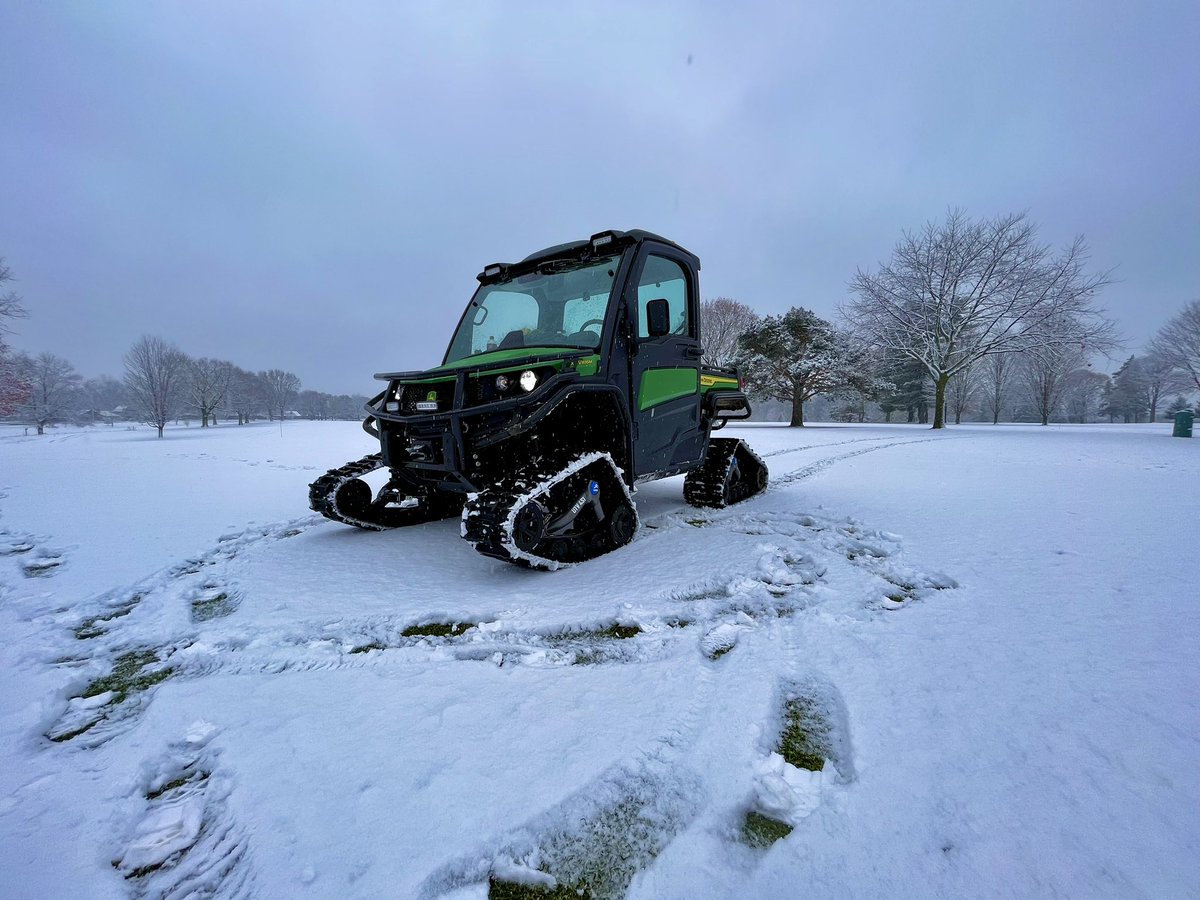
<box><xmin>683</xmin><ymin>438</ymin><xmax>769</xmax><ymax>508</ymax></box>
<box><xmin>309</xmin><ymin>453</ymin><xmax>459</xmax><ymax>530</ymax></box>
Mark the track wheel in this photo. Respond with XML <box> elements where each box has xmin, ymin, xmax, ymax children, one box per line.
<box><xmin>334</xmin><ymin>478</ymin><xmax>373</xmax><ymax>518</ymax></box>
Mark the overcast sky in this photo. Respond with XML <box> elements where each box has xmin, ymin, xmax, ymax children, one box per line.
<box><xmin>2</xmin><ymin>1</ymin><xmax>1198</xmax><ymax>394</ymax></box>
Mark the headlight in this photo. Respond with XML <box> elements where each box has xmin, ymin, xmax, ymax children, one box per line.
<box><xmin>495</xmin><ymin>374</ymin><xmax>510</xmax><ymax>391</ymax></box>
<box><xmin>519</xmin><ymin>370</ymin><xmax>538</xmax><ymax>392</ymax></box>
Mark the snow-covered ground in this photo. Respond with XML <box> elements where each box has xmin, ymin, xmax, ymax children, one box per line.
<box><xmin>1</xmin><ymin>420</ymin><xmax>1196</xmax><ymax>899</ymax></box>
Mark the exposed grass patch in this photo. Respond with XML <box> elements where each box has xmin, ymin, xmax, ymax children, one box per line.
<box><xmin>491</xmin><ymin>787</ymin><xmax>678</xmax><ymax>899</ymax></box>
<box><xmin>684</xmin><ymin>518</ymin><xmax>709</xmax><ymax>528</ymax></box>
<box><xmin>740</xmin><ymin>810</ymin><xmax>794</xmax><ymax>848</ymax></box>
<box><xmin>74</xmin><ymin>597</ymin><xmax>141</xmax><ymax>640</ymax></box>
<box><xmin>556</xmin><ymin>623</ymin><xmax>641</xmax><ymax>642</ymax></box>
<box><xmin>401</xmin><ymin>621</ymin><xmax>475</xmax><ymax>638</ymax></box>
<box><xmin>488</xmin><ymin>877</ymin><xmax>589</xmax><ymax>899</ymax></box>
<box><xmin>81</xmin><ymin>650</ymin><xmax>174</xmax><ymax>704</ymax></box>
<box><xmin>191</xmin><ymin>590</ymin><xmax>238</xmax><ymax>622</ymax></box>
<box><xmin>778</xmin><ymin>696</ymin><xmax>830</xmax><ymax>772</ymax></box>
<box><xmin>349</xmin><ymin>641</ymin><xmax>387</xmax><ymax>654</ymax></box>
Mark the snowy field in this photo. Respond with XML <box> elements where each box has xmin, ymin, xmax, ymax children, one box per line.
<box><xmin>1</xmin><ymin>419</ymin><xmax>1197</xmax><ymax>899</ymax></box>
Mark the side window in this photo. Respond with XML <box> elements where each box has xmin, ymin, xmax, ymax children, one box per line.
<box><xmin>636</xmin><ymin>255</ymin><xmax>691</xmax><ymax>339</ymax></box>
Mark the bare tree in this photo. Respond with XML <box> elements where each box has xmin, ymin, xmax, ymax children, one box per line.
<box><xmin>1061</xmin><ymin>369</ymin><xmax>1109</xmax><ymax>423</ymax></box>
<box><xmin>1139</xmin><ymin>351</ymin><xmax>1185</xmax><ymax>422</ymax></box>
<box><xmin>124</xmin><ymin>335</ymin><xmax>191</xmax><ymax>438</ymax></box>
<box><xmin>0</xmin><ymin>258</ymin><xmax>30</xmax><ymax>416</ymax></box>
<box><xmin>844</xmin><ymin>210</ymin><xmax>1116</xmax><ymax>428</ymax></box>
<box><xmin>188</xmin><ymin>357</ymin><xmax>234</xmax><ymax>427</ymax></box>
<box><xmin>1020</xmin><ymin>343</ymin><xmax>1091</xmax><ymax>425</ymax></box>
<box><xmin>1149</xmin><ymin>300</ymin><xmax>1200</xmax><ymax>392</ymax></box>
<box><xmin>948</xmin><ymin>364</ymin><xmax>980</xmax><ymax>425</ymax></box>
<box><xmin>16</xmin><ymin>352</ymin><xmax>83</xmax><ymax>434</ymax></box>
<box><xmin>700</xmin><ymin>297</ymin><xmax>760</xmax><ymax>368</ymax></box>
<box><xmin>259</xmin><ymin>369</ymin><xmax>301</xmax><ymax>421</ymax></box>
<box><xmin>980</xmin><ymin>353</ymin><xmax>1014</xmax><ymax>424</ymax></box>
<box><xmin>224</xmin><ymin>367</ymin><xmax>264</xmax><ymax>425</ymax></box>
<box><xmin>736</xmin><ymin>307</ymin><xmax>874</xmax><ymax>426</ymax></box>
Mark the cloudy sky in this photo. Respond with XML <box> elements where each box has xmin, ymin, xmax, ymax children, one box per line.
<box><xmin>2</xmin><ymin>1</ymin><xmax>1198</xmax><ymax>393</ymax></box>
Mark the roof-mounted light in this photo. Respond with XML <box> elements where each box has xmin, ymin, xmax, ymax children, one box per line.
<box><xmin>590</xmin><ymin>231</ymin><xmax>618</xmax><ymax>251</ymax></box>
<box><xmin>478</xmin><ymin>263</ymin><xmax>508</xmax><ymax>284</ymax></box>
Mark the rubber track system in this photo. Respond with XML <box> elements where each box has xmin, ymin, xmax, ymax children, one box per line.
<box><xmin>308</xmin><ymin>453</ymin><xmax>459</xmax><ymax>531</ymax></box>
<box><xmin>683</xmin><ymin>438</ymin><xmax>769</xmax><ymax>509</ymax></box>
<box><xmin>461</xmin><ymin>451</ymin><xmax>638</xmax><ymax>570</ymax></box>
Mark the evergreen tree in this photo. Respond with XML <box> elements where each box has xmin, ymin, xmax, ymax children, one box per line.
<box><xmin>736</xmin><ymin>308</ymin><xmax>873</xmax><ymax>427</ymax></box>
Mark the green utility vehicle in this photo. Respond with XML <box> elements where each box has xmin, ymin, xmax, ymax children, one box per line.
<box><xmin>309</xmin><ymin>229</ymin><xmax>768</xmax><ymax>568</ymax></box>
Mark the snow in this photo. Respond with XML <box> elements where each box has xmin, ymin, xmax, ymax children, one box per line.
<box><xmin>1</xmin><ymin>419</ymin><xmax>1197</xmax><ymax>898</ymax></box>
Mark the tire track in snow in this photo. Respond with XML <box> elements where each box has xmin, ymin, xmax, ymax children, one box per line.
<box><xmin>767</xmin><ymin>436</ymin><xmax>957</xmax><ymax>489</ymax></box>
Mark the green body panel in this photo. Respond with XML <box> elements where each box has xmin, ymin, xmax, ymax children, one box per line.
<box><xmin>639</xmin><ymin>368</ymin><xmax>699</xmax><ymax>411</ymax></box>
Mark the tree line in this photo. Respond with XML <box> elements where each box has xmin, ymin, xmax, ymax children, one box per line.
<box><xmin>4</xmin><ymin>211</ymin><xmax>1199</xmax><ymax>433</ymax></box>
<box><xmin>708</xmin><ymin>211</ymin><xmax>1199</xmax><ymax>428</ymax></box>
<box><xmin>0</xmin><ymin>270</ymin><xmax>368</xmax><ymax>438</ymax></box>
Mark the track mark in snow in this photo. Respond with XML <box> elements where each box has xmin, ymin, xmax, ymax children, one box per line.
<box><xmin>189</xmin><ymin>581</ymin><xmax>242</xmax><ymax>623</ymax></box>
<box><xmin>0</xmin><ymin>529</ymin><xmax>37</xmax><ymax>556</ymax></box>
<box><xmin>738</xmin><ymin>674</ymin><xmax>854</xmax><ymax>849</ymax></box>
<box><xmin>768</xmin><ymin>437</ymin><xmax>950</xmax><ymax>489</ymax></box>
<box><xmin>75</xmin><ymin>591</ymin><xmax>144</xmax><ymax>639</ymax></box>
<box><xmin>420</xmin><ymin>664</ymin><xmax>717</xmax><ymax>900</ymax></box>
<box><xmin>46</xmin><ymin>647</ymin><xmax>177</xmax><ymax>747</ymax></box>
<box><xmin>113</xmin><ymin>722</ymin><xmax>254</xmax><ymax>898</ymax></box>
<box><xmin>757</xmin><ymin>432</ymin><xmax>918</xmax><ymax>460</ymax></box>
<box><xmin>21</xmin><ymin>546</ymin><xmax>68</xmax><ymax>577</ymax></box>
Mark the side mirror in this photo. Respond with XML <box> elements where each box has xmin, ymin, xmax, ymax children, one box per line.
<box><xmin>645</xmin><ymin>298</ymin><xmax>671</xmax><ymax>338</ymax></box>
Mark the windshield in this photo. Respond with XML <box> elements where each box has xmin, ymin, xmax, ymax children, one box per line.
<box><xmin>445</xmin><ymin>254</ymin><xmax>621</xmax><ymax>363</ymax></box>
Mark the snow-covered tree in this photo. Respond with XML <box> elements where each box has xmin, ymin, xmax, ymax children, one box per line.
<box><xmin>223</xmin><ymin>367</ymin><xmax>264</xmax><ymax>425</ymax></box>
<box><xmin>1020</xmin><ymin>343</ymin><xmax>1091</xmax><ymax>426</ymax></box>
<box><xmin>124</xmin><ymin>335</ymin><xmax>191</xmax><ymax>438</ymax></box>
<box><xmin>1104</xmin><ymin>356</ymin><xmax>1150</xmax><ymax>423</ymax></box>
<box><xmin>980</xmin><ymin>353</ymin><xmax>1015</xmax><ymax>425</ymax></box>
<box><xmin>875</xmin><ymin>354</ymin><xmax>930</xmax><ymax>423</ymax></box>
<box><xmin>700</xmin><ymin>297</ymin><xmax>760</xmax><ymax>368</ymax></box>
<box><xmin>844</xmin><ymin>210</ymin><xmax>1115</xmax><ymax>428</ymax></box>
<box><xmin>1061</xmin><ymin>369</ymin><xmax>1109</xmax><ymax>423</ymax></box>
<box><xmin>1140</xmin><ymin>351</ymin><xmax>1186</xmax><ymax>424</ymax></box>
<box><xmin>188</xmin><ymin>357</ymin><xmax>234</xmax><ymax>427</ymax></box>
<box><xmin>16</xmin><ymin>352</ymin><xmax>83</xmax><ymax>434</ymax></box>
<box><xmin>736</xmin><ymin>307</ymin><xmax>873</xmax><ymax>427</ymax></box>
<box><xmin>259</xmin><ymin>369</ymin><xmax>301</xmax><ymax>421</ymax></box>
<box><xmin>0</xmin><ymin>258</ymin><xmax>30</xmax><ymax>416</ymax></box>
<box><xmin>1149</xmin><ymin>300</ymin><xmax>1200</xmax><ymax>392</ymax></box>
<box><xmin>948</xmin><ymin>364</ymin><xmax>980</xmax><ymax>425</ymax></box>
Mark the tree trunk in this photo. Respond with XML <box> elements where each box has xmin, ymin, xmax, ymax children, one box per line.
<box><xmin>156</xmin><ymin>424</ymin><xmax>164</xmax><ymax>438</ymax></box>
<box><xmin>884</xmin><ymin>409</ymin><xmax>893</xmax><ymax>423</ymax></box>
<box><xmin>789</xmin><ymin>389</ymin><xmax>805</xmax><ymax>427</ymax></box>
<box><xmin>932</xmin><ymin>375</ymin><xmax>950</xmax><ymax>429</ymax></box>
<box><xmin>37</xmin><ymin>422</ymin><xmax>44</xmax><ymax>435</ymax></box>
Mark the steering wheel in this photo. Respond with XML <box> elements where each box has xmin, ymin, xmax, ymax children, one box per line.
<box><xmin>578</xmin><ymin>318</ymin><xmax>604</xmax><ymax>332</ymax></box>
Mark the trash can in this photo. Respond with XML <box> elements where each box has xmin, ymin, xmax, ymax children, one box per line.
<box><xmin>1173</xmin><ymin>410</ymin><xmax>1194</xmax><ymax>438</ymax></box>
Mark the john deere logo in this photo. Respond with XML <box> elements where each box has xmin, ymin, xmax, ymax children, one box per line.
<box><xmin>426</xmin><ymin>390</ymin><xmax>437</xmax><ymax>402</ymax></box>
